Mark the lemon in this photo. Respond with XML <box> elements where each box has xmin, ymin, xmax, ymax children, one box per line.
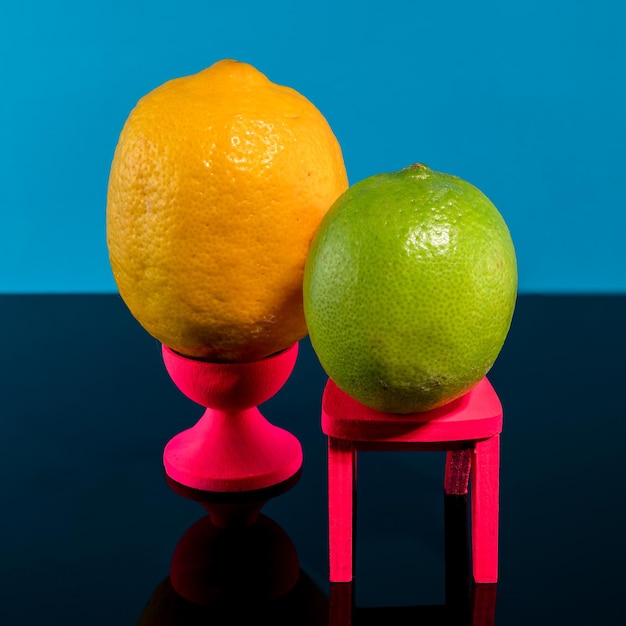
<box><xmin>107</xmin><ymin>59</ymin><xmax>348</xmax><ymax>362</ymax></box>
<box><xmin>303</xmin><ymin>164</ymin><xmax>517</xmax><ymax>413</ymax></box>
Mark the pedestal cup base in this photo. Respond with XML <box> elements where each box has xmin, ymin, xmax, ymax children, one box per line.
<box><xmin>163</xmin><ymin>406</ymin><xmax>303</xmax><ymax>492</ymax></box>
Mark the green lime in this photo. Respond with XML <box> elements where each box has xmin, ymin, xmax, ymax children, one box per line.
<box><xmin>303</xmin><ymin>164</ymin><xmax>517</xmax><ymax>414</ymax></box>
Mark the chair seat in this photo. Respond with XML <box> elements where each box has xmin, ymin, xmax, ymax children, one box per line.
<box><xmin>322</xmin><ymin>377</ymin><xmax>502</xmax><ymax>443</ymax></box>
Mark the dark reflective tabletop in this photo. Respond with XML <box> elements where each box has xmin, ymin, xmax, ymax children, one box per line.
<box><xmin>1</xmin><ymin>295</ymin><xmax>625</xmax><ymax>624</ymax></box>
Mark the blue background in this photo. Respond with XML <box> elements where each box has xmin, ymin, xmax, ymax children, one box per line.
<box><xmin>1</xmin><ymin>0</ymin><xmax>624</xmax><ymax>294</ymax></box>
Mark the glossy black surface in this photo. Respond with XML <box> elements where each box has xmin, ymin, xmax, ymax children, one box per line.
<box><xmin>1</xmin><ymin>295</ymin><xmax>625</xmax><ymax>624</ymax></box>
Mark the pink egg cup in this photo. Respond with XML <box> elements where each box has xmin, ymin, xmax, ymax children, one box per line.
<box><xmin>161</xmin><ymin>342</ymin><xmax>303</xmax><ymax>526</ymax></box>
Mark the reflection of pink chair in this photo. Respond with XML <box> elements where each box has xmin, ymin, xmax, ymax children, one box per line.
<box><xmin>322</xmin><ymin>377</ymin><xmax>503</xmax><ymax>584</ymax></box>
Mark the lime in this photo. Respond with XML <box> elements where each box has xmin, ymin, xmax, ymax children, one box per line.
<box><xmin>303</xmin><ymin>164</ymin><xmax>517</xmax><ymax>414</ymax></box>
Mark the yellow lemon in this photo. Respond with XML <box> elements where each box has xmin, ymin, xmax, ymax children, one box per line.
<box><xmin>107</xmin><ymin>59</ymin><xmax>348</xmax><ymax>361</ymax></box>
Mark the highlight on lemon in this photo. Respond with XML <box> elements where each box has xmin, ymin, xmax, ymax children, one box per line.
<box><xmin>303</xmin><ymin>164</ymin><xmax>517</xmax><ymax>414</ymax></box>
<box><xmin>107</xmin><ymin>59</ymin><xmax>348</xmax><ymax>362</ymax></box>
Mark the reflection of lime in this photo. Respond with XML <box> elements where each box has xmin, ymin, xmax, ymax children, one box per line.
<box><xmin>303</xmin><ymin>164</ymin><xmax>517</xmax><ymax>413</ymax></box>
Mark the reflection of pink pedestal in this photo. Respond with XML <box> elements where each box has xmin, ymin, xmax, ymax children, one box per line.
<box><xmin>322</xmin><ymin>376</ymin><xmax>502</xmax><ymax>584</ymax></box>
<box><xmin>161</xmin><ymin>343</ymin><xmax>303</xmax><ymax>524</ymax></box>
<box><xmin>170</xmin><ymin>514</ymin><xmax>300</xmax><ymax>605</ymax></box>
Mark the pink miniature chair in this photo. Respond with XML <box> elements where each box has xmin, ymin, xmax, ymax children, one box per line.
<box><xmin>322</xmin><ymin>376</ymin><xmax>503</xmax><ymax>584</ymax></box>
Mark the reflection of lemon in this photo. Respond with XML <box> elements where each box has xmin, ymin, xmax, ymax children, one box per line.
<box><xmin>107</xmin><ymin>59</ymin><xmax>348</xmax><ymax>362</ymax></box>
<box><xmin>304</xmin><ymin>164</ymin><xmax>517</xmax><ymax>413</ymax></box>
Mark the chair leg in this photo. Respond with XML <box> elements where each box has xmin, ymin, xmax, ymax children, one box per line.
<box><xmin>328</xmin><ymin>437</ymin><xmax>357</xmax><ymax>582</ymax></box>
<box><xmin>444</xmin><ymin>449</ymin><xmax>472</xmax><ymax>605</ymax></box>
<box><xmin>471</xmin><ymin>434</ymin><xmax>500</xmax><ymax>583</ymax></box>
<box><xmin>444</xmin><ymin>448</ymin><xmax>472</xmax><ymax>495</ymax></box>
<box><xmin>444</xmin><ymin>492</ymin><xmax>471</xmax><ymax>607</ymax></box>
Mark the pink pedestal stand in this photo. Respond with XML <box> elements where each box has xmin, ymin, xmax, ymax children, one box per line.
<box><xmin>322</xmin><ymin>376</ymin><xmax>503</xmax><ymax>585</ymax></box>
<box><xmin>161</xmin><ymin>342</ymin><xmax>303</xmax><ymax>526</ymax></box>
